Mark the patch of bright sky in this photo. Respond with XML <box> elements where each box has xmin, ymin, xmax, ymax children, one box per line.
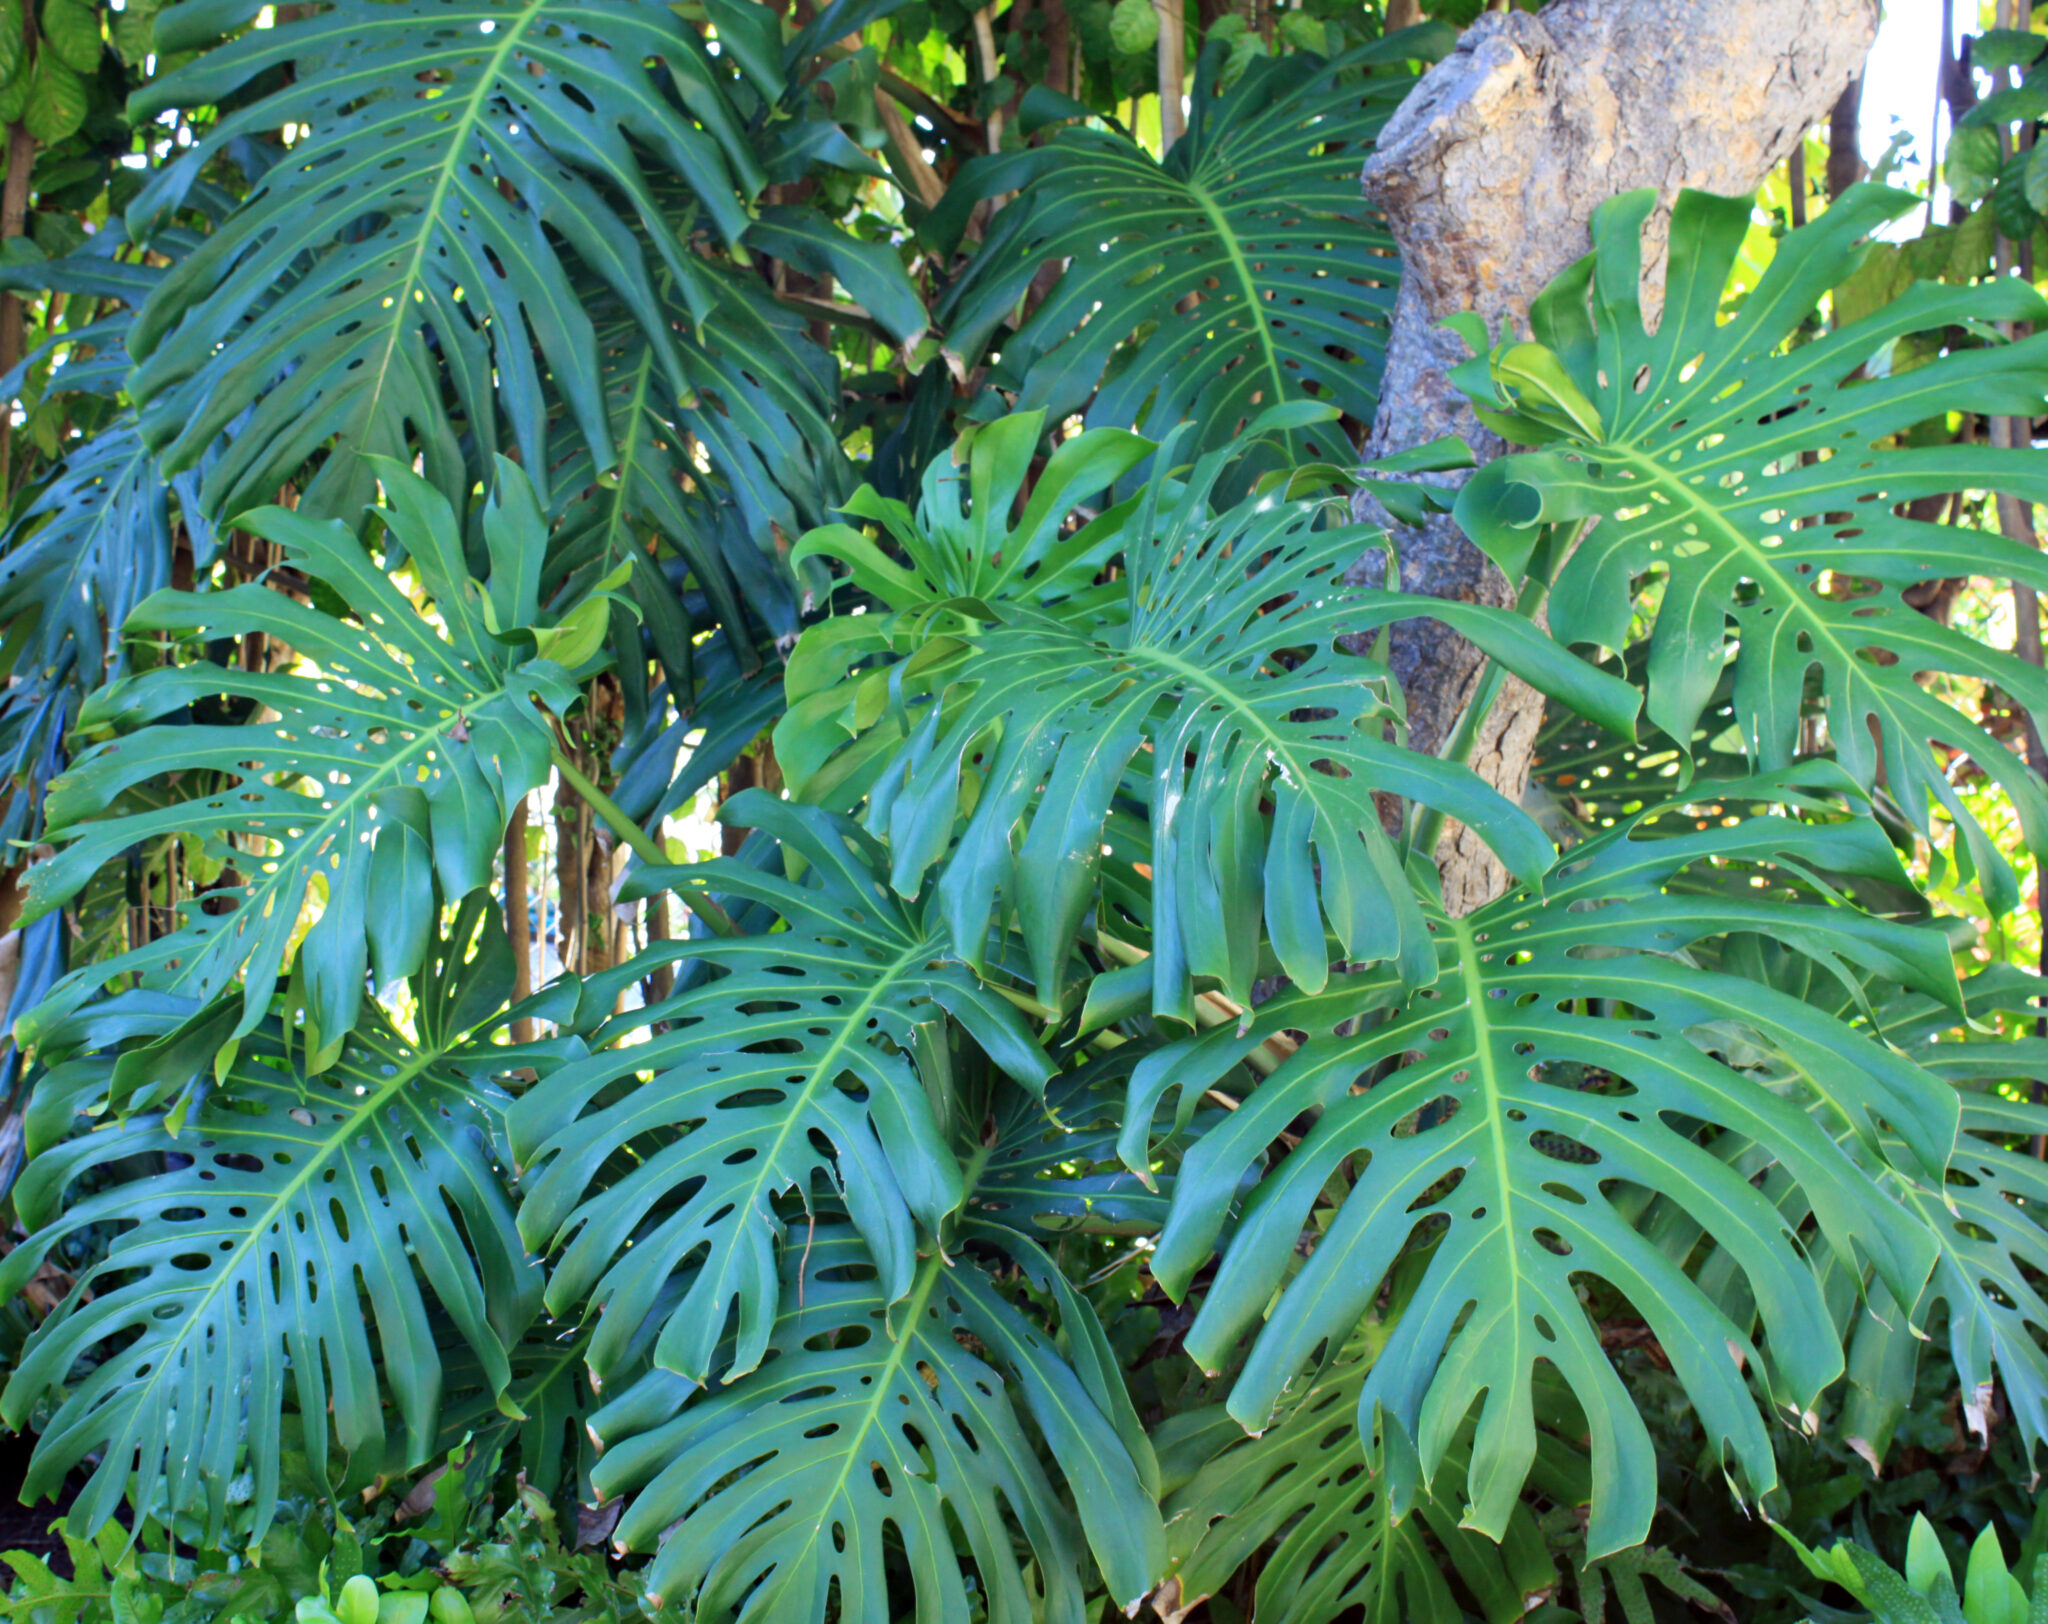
<box><xmin>1860</xmin><ymin>0</ymin><xmax>2006</xmax><ymax>236</ymax></box>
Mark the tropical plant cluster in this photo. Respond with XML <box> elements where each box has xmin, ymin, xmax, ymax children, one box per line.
<box><xmin>0</xmin><ymin>0</ymin><xmax>2044</xmax><ymax>1619</ymax></box>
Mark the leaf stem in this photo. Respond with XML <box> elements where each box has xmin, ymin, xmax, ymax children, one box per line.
<box><xmin>550</xmin><ymin>746</ymin><xmax>737</xmax><ymax>938</ymax></box>
<box><xmin>987</xmin><ymin>980</ymin><xmax>1061</xmax><ymax>1020</ymax></box>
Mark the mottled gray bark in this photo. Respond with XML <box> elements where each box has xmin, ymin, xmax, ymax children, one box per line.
<box><xmin>1355</xmin><ymin>0</ymin><xmax>1878</xmax><ymax>915</ymax></box>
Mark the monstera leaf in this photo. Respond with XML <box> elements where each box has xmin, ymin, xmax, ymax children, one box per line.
<box><xmin>0</xmin><ymin>420</ymin><xmax>167</xmax><ymax>687</ymax></box>
<box><xmin>1895</xmin><ymin>976</ymin><xmax>2048</xmax><ymax>1458</ymax></box>
<box><xmin>430</xmin><ymin>1317</ymin><xmax>606</xmax><ymax>1508</ymax></box>
<box><xmin>540</xmin><ymin>273</ymin><xmax>842</xmax><ymax>722</ymax></box>
<box><xmin>1125</xmin><ymin>769</ymin><xmax>1960</xmax><ymax>1554</ymax></box>
<box><xmin>511</xmin><ymin>791</ymin><xmax>1052</xmax><ymax>1385</ymax></box>
<box><xmin>587</xmin><ymin>1217</ymin><xmax>1163</xmax><ymax>1624</ymax></box>
<box><xmin>781</xmin><ymin>411</ymin><xmax>1637</xmax><ymax>1015</ymax></box>
<box><xmin>0</xmin><ymin>240</ymin><xmax>205</xmax><ymax>843</ymax></box>
<box><xmin>968</xmin><ymin>1061</ymin><xmax>1182</xmax><ymax>1238</ymax></box>
<box><xmin>935</xmin><ymin>29</ymin><xmax>1451</xmax><ymax>484</ymax></box>
<box><xmin>124</xmin><ymin>0</ymin><xmax>762</xmax><ymax>523</ymax></box>
<box><xmin>1696</xmin><ymin>964</ymin><xmax>2048</xmax><ymax>1463</ymax></box>
<box><xmin>544</xmin><ymin>271</ymin><xmax>847</xmax><ymax>614</ymax></box>
<box><xmin>1526</xmin><ymin>648</ymin><xmax>1779</xmax><ymax>841</ymax></box>
<box><xmin>0</xmin><ymin>897</ymin><xmax>550</xmax><ymax>1542</ymax></box>
<box><xmin>1156</xmin><ymin>1336</ymin><xmax>1586</xmax><ymax>1624</ymax></box>
<box><xmin>20</xmin><ymin>461</ymin><xmax>580</xmax><ymax>1068</ymax></box>
<box><xmin>1453</xmin><ymin>183</ymin><xmax>2048</xmax><ymax>911</ymax></box>
<box><xmin>0</xmin><ymin>420</ymin><xmax>167</xmax><ymax>838</ymax></box>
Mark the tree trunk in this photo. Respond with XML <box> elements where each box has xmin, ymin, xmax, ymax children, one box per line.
<box><xmin>0</xmin><ymin>92</ymin><xmax>37</xmax><ymax>497</ymax></box>
<box><xmin>1827</xmin><ymin>75</ymin><xmax>1866</xmax><ymax>199</ymax></box>
<box><xmin>1352</xmin><ymin>0</ymin><xmax>1878</xmax><ymax>915</ymax></box>
<box><xmin>1156</xmin><ymin>0</ymin><xmax>1185</xmax><ymax>149</ymax></box>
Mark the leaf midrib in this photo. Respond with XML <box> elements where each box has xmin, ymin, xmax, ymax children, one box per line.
<box><xmin>47</xmin><ymin>431</ymin><xmax>155</xmax><ymax>657</ymax></box>
<box><xmin>798</xmin><ymin>1136</ymin><xmax>997</xmax><ymax>1551</ymax></box>
<box><xmin>1603</xmin><ymin>443</ymin><xmax>1870</xmax><ymax>705</ymax></box>
<box><xmin>1447</xmin><ymin>914</ymin><xmax>1524</xmax><ymax>1351</ymax></box>
<box><xmin>802</xmin><ymin>1246</ymin><xmax>947</xmax><ymax>1549</ymax></box>
<box><xmin>100</xmin><ymin>1034</ymin><xmax>449</xmax><ymax>1435</ymax></box>
<box><xmin>1120</xmin><ymin>636</ymin><xmax>1360</xmax><ymax>810</ymax></box>
<box><xmin>352</xmin><ymin>0</ymin><xmax>549</xmax><ymax>448</ymax></box>
<box><xmin>596</xmin><ymin>344</ymin><xmax>660</xmax><ymax>576</ymax></box>
<box><xmin>147</xmin><ymin>670</ymin><xmax>502</xmax><ymax>1004</ymax></box>
<box><xmin>1178</xmin><ymin>180</ymin><xmax>1287</xmax><ymax>411</ymax></box>
<box><xmin>683</xmin><ymin>927</ymin><xmax>950</xmax><ymax>1374</ymax></box>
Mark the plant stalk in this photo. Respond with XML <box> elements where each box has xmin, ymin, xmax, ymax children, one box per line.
<box><xmin>551</xmin><ymin>746</ymin><xmax>736</xmax><ymax>937</ymax></box>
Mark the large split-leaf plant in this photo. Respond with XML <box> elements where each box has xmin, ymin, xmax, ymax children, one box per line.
<box><xmin>1</xmin><ymin>0</ymin><xmax>2045</xmax><ymax>1608</ymax></box>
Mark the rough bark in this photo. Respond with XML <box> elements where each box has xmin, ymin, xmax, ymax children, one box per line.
<box><xmin>1353</xmin><ymin>0</ymin><xmax>1878</xmax><ymax>915</ymax></box>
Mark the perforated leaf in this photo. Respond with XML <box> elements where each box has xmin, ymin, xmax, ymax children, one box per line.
<box><xmin>0</xmin><ymin>898</ymin><xmax>547</xmax><ymax>1543</ymax></box>
<box><xmin>1127</xmin><ymin>770</ymin><xmax>1958</xmax><ymax>1554</ymax></box>
<box><xmin>1454</xmin><ymin>184</ymin><xmax>2048</xmax><ymax>911</ymax></box>
<box><xmin>126</xmin><ymin>0</ymin><xmax>762</xmax><ymax>522</ymax></box>
<box><xmin>20</xmin><ymin>461</ymin><xmax>578</xmax><ymax>1067</ymax></box>
<box><xmin>1526</xmin><ymin>649</ymin><xmax>1771</xmax><ymax>842</ymax></box>
<box><xmin>0</xmin><ymin>240</ymin><xmax>212</xmax><ymax>843</ymax></box>
<box><xmin>587</xmin><ymin>1222</ymin><xmax>1163</xmax><ymax>1624</ymax></box>
<box><xmin>782</xmin><ymin>412</ymin><xmax>1636</xmax><ymax>1015</ymax></box>
<box><xmin>934</xmin><ymin>32</ymin><xmax>1451</xmax><ymax>485</ymax></box>
<box><xmin>1718</xmin><ymin>965</ymin><xmax>2048</xmax><ymax>1463</ymax></box>
<box><xmin>1156</xmin><ymin>1337</ymin><xmax>1582</xmax><ymax>1624</ymax></box>
<box><xmin>540</xmin><ymin>273</ymin><xmax>843</xmax><ymax>664</ymax></box>
<box><xmin>510</xmin><ymin>791</ymin><xmax>1052</xmax><ymax>1385</ymax></box>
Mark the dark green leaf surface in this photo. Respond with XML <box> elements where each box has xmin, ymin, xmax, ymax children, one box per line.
<box><xmin>1735</xmin><ymin>966</ymin><xmax>2048</xmax><ymax>1464</ymax></box>
<box><xmin>587</xmin><ymin>1222</ymin><xmax>1164</xmax><ymax>1624</ymax></box>
<box><xmin>0</xmin><ymin>418</ymin><xmax>167</xmax><ymax>840</ymax></box>
<box><xmin>785</xmin><ymin>414</ymin><xmax>1635</xmax><ymax>1015</ymax></box>
<box><xmin>1157</xmin><ymin>1336</ymin><xmax>1582</xmax><ymax>1624</ymax></box>
<box><xmin>936</xmin><ymin>35</ymin><xmax>1449</xmax><ymax>482</ymax></box>
<box><xmin>969</xmin><ymin>1062</ymin><xmax>1179</xmax><ymax>1239</ymax></box>
<box><xmin>0</xmin><ymin>901</ymin><xmax>546</xmax><ymax>1543</ymax></box>
<box><xmin>127</xmin><ymin>0</ymin><xmax>763</xmax><ymax>521</ymax></box>
<box><xmin>1904</xmin><ymin>1062</ymin><xmax>2048</xmax><ymax>1461</ymax></box>
<box><xmin>746</xmin><ymin>204</ymin><xmax>927</xmax><ymax>346</ymax></box>
<box><xmin>537</xmin><ymin>276</ymin><xmax>839</xmax><ymax>704</ymax></box>
<box><xmin>0</xmin><ymin>242</ymin><xmax>198</xmax><ymax>843</ymax></box>
<box><xmin>511</xmin><ymin>792</ymin><xmax>1051</xmax><ymax>1385</ymax></box>
<box><xmin>1128</xmin><ymin>771</ymin><xmax>1958</xmax><ymax>1553</ymax></box>
<box><xmin>430</xmin><ymin>1318</ymin><xmax>605</xmax><ymax>1508</ymax></box>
